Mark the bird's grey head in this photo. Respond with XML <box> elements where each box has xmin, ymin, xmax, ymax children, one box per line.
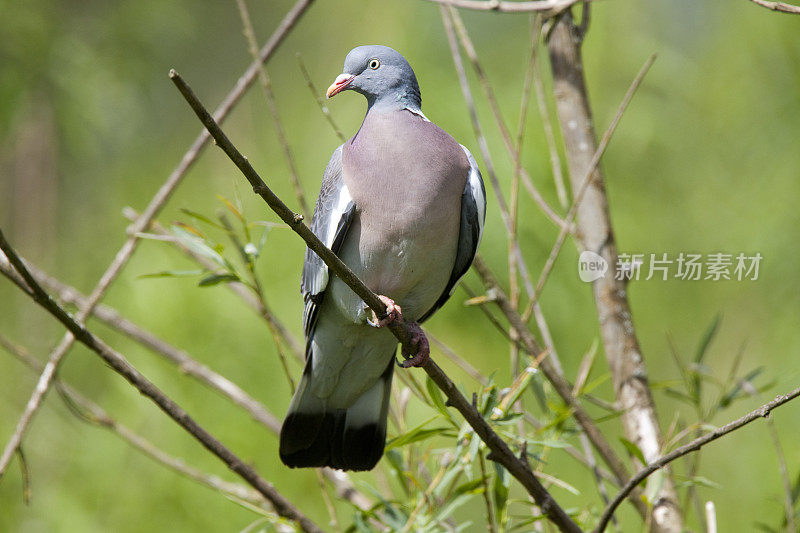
<box><xmin>326</xmin><ymin>45</ymin><xmax>421</xmax><ymax>111</ymax></box>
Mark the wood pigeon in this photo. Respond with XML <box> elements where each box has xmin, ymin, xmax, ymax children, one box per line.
<box><xmin>279</xmin><ymin>45</ymin><xmax>486</xmax><ymax>471</ymax></box>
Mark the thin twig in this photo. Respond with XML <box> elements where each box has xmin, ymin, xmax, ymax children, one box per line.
<box><xmin>530</xmin><ymin>21</ymin><xmax>567</xmax><ymax>208</ymax></box>
<box><xmin>521</xmin><ymin>53</ymin><xmax>657</xmax><ymax>321</ymax></box>
<box><xmin>235</xmin><ymin>0</ymin><xmax>310</xmax><ymax>219</ymax></box>
<box><xmin>0</xmin><ymin>0</ymin><xmax>315</xmax><ymax>479</ymax></box>
<box><xmin>170</xmin><ymin>70</ymin><xmax>582</xmax><ymax>533</ymax></box>
<box><xmin>0</xmin><ymin>252</ymin><xmax>283</xmax><ymax>433</ymax></box>
<box><xmin>297</xmin><ymin>53</ymin><xmax>347</xmax><ymax>142</ymax></box>
<box><xmin>124</xmin><ymin>208</ymin><xmax>305</xmax><ymax>360</ymax></box>
<box><xmin>472</xmin><ymin>255</ymin><xmax>648</xmax><ymax>519</ymax></box>
<box><xmin>595</xmin><ymin>384</ymin><xmax>800</xmax><ymax>532</ymax></box>
<box><xmin>447</xmin><ymin>7</ymin><xmax>569</xmax><ymax>232</ymax></box>
<box><xmin>0</xmin><ymin>230</ymin><xmax>323</xmax><ymax>533</ymax></box>
<box><xmin>217</xmin><ymin>213</ymin><xmax>296</xmax><ymax>392</ymax></box>
<box><xmin>424</xmin><ymin>0</ymin><xmax>587</xmax><ymax>14</ymax></box>
<box><xmin>546</xmin><ymin>12</ymin><xmax>682</xmax><ymax>531</ymax></box>
<box><xmin>478</xmin><ymin>449</ymin><xmax>499</xmax><ymax>533</ymax></box>
<box><xmin>747</xmin><ymin>0</ymin><xmax>800</xmax><ymax>14</ymax></box>
<box><xmin>0</xmin><ymin>335</ymin><xmax>265</xmax><ymax>506</ymax></box>
<box><xmin>0</xmin><ymin>250</ymin><xmax>372</xmax><ymax>512</ymax></box>
<box><xmin>440</xmin><ymin>6</ymin><xmax>541</xmax><ymax>312</ymax></box>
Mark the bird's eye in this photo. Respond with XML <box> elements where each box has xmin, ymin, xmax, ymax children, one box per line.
<box><xmin>368</xmin><ymin>58</ymin><xmax>380</xmax><ymax>70</ymax></box>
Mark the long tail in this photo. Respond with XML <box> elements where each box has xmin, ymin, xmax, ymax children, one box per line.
<box><xmin>279</xmin><ymin>357</ymin><xmax>395</xmax><ymax>471</ymax></box>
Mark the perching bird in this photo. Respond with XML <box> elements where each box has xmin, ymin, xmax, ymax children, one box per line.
<box><xmin>279</xmin><ymin>45</ymin><xmax>486</xmax><ymax>471</ymax></box>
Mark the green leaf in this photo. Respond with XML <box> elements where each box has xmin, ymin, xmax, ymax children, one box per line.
<box><xmin>171</xmin><ymin>226</ymin><xmax>226</xmax><ymax>267</ymax></box>
<box><xmin>493</xmin><ymin>462</ymin><xmax>510</xmax><ymax>523</ymax></box>
<box><xmin>180</xmin><ymin>208</ymin><xmax>227</xmax><ymax>230</ymax></box>
<box><xmin>619</xmin><ymin>437</ymin><xmax>647</xmax><ymax>465</ymax></box>
<box><xmin>695</xmin><ymin>314</ymin><xmax>722</xmax><ymax>364</ymax></box>
<box><xmin>138</xmin><ymin>269</ymin><xmax>204</xmax><ymax>279</ymax></box>
<box><xmin>217</xmin><ymin>194</ymin><xmax>244</xmax><ymax>221</ymax></box>
<box><xmin>452</xmin><ymin>477</ymin><xmax>485</xmax><ymax>496</ymax></box>
<box><xmin>643</xmin><ymin>469</ymin><xmax>665</xmax><ymax>506</ymax></box>
<box><xmin>198</xmin><ymin>273</ymin><xmax>240</xmax><ymax>287</ymax></box>
<box><xmin>692</xmin><ymin>314</ymin><xmax>722</xmax><ymax>398</ymax></box>
<box><xmin>425</xmin><ymin>376</ymin><xmax>456</xmax><ymax>427</ymax></box>
<box><xmin>385</xmin><ymin>426</ymin><xmax>452</xmax><ymax>451</ymax></box>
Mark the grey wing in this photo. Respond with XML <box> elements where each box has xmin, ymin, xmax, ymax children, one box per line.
<box><xmin>301</xmin><ymin>145</ymin><xmax>356</xmax><ymax>342</ymax></box>
<box><xmin>418</xmin><ymin>145</ymin><xmax>486</xmax><ymax>323</ymax></box>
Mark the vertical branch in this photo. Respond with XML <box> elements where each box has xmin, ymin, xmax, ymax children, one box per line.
<box><xmin>546</xmin><ymin>11</ymin><xmax>683</xmax><ymax>532</ymax></box>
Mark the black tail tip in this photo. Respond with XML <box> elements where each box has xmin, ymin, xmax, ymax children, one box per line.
<box><xmin>280</xmin><ymin>412</ymin><xmax>386</xmax><ymax>471</ymax></box>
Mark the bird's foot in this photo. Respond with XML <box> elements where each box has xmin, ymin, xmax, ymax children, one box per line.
<box><xmin>400</xmin><ymin>323</ymin><xmax>430</xmax><ymax>368</ymax></box>
<box><xmin>367</xmin><ymin>295</ymin><xmax>403</xmax><ymax>328</ymax></box>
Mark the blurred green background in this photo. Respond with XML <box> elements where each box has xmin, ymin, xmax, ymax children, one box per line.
<box><xmin>1</xmin><ymin>0</ymin><xmax>798</xmax><ymax>531</ymax></box>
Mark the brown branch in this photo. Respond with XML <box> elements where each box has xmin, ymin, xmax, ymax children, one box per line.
<box><xmin>424</xmin><ymin>0</ymin><xmax>586</xmax><ymax>14</ymax></box>
<box><xmin>0</xmin><ymin>251</ymin><xmax>372</xmax><ymax>512</ymax></box>
<box><xmin>124</xmin><ymin>208</ymin><xmax>306</xmax><ymax>360</ymax></box>
<box><xmin>446</xmin><ymin>7</ymin><xmax>571</xmax><ymax>233</ymax></box>
<box><xmin>170</xmin><ymin>71</ymin><xmax>582</xmax><ymax>533</ymax></box>
<box><xmin>472</xmin><ymin>255</ymin><xmax>648</xmax><ymax>518</ymax></box>
<box><xmin>0</xmin><ymin>230</ymin><xmax>323</xmax><ymax>533</ymax></box>
<box><xmin>0</xmin><ymin>335</ymin><xmax>265</xmax><ymax>506</ymax></box>
<box><xmin>546</xmin><ymin>12</ymin><xmax>682</xmax><ymax>531</ymax></box>
<box><xmin>521</xmin><ymin>53</ymin><xmax>656</xmax><ymax>321</ymax></box>
<box><xmin>595</xmin><ymin>384</ymin><xmax>800</xmax><ymax>532</ymax></box>
<box><xmin>297</xmin><ymin>53</ymin><xmax>347</xmax><ymax>143</ymax></box>
<box><xmin>748</xmin><ymin>0</ymin><xmax>800</xmax><ymax>13</ymax></box>
<box><xmin>439</xmin><ymin>6</ymin><xmax>542</xmax><ymax>310</ymax></box>
<box><xmin>235</xmin><ymin>0</ymin><xmax>311</xmax><ymax>220</ymax></box>
<box><xmin>0</xmin><ymin>253</ymin><xmax>282</xmax><ymax>433</ymax></box>
<box><xmin>0</xmin><ymin>0</ymin><xmax>315</xmax><ymax>479</ymax></box>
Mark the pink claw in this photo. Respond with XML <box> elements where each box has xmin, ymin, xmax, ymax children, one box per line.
<box><xmin>375</xmin><ymin>295</ymin><xmax>402</xmax><ymax>328</ymax></box>
<box><xmin>400</xmin><ymin>323</ymin><xmax>430</xmax><ymax>368</ymax></box>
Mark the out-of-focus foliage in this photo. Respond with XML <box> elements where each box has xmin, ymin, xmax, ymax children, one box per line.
<box><xmin>1</xmin><ymin>0</ymin><xmax>799</xmax><ymax>531</ymax></box>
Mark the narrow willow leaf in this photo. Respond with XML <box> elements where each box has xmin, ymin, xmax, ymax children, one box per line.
<box><xmin>198</xmin><ymin>273</ymin><xmax>240</xmax><ymax>287</ymax></box>
<box><xmin>492</xmin><ymin>363</ymin><xmax>537</xmax><ymax>420</ymax></box>
<box><xmin>171</xmin><ymin>226</ymin><xmax>226</xmax><ymax>267</ymax></box>
<box><xmin>138</xmin><ymin>269</ymin><xmax>204</xmax><ymax>279</ymax></box>
<box><xmin>425</xmin><ymin>376</ymin><xmax>456</xmax><ymax>427</ymax></box>
<box><xmin>619</xmin><ymin>437</ymin><xmax>647</xmax><ymax>465</ymax></box>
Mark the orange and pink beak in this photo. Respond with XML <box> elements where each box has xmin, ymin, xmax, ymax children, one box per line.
<box><xmin>326</xmin><ymin>73</ymin><xmax>355</xmax><ymax>98</ymax></box>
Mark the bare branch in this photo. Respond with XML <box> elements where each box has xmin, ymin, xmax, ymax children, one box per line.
<box><xmin>0</xmin><ymin>251</ymin><xmax>372</xmax><ymax>512</ymax></box>
<box><xmin>595</xmin><ymin>384</ymin><xmax>800</xmax><ymax>532</ymax></box>
<box><xmin>748</xmin><ymin>0</ymin><xmax>800</xmax><ymax>13</ymax></box>
<box><xmin>297</xmin><ymin>53</ymin><xmax>347</xmax><ymax>143</ymax></box>
<box><xmin>521</xmin><ymin>53</ymin><xmax>656</xmax><ymax>319</ymax></box>
<box><xmin>0</xmin><ymin>0</ymin><xmax>315</xmax><ymax>479</ymax></box>
<box><xmin>472</xmin><ymin>255</ymin><xmax>648</xmax><ymax>518</ymax></box>
<box><xmin>546</xmin><ymin>12</ymin><xmax>682</xmax><ymax>531</ymax></box>
<box><xmin>446</xmin><ymin>7</ymin><xmax>570</xmax><ymax>232</ymax></box>
<box><xmin>424</xmin><ymin>0</ymin><xmax>586</xmax><ymax>14</ymax></box>
<box><xmin>0</xmin><ymin>253</ymin><xmax>282</xmax><ymax>433</ymax></box>
<box><xmin>170</xmin><ymin>70</ymin><xmax>582</xmax><ymax>533</ymax></box>
<box><xmin>0</xmin><ymin>335</ymin><xmax>264</xmax><ymax>506</ymax></box>
<box><xmin>235</xmin><ymin>0</ymin><xmax>311</xmax><ymax>219</ymax></box>
<box><xmin>0</xmin><ymin>230</ymin><xmax>323</xmax><ymax>533</ymax></box>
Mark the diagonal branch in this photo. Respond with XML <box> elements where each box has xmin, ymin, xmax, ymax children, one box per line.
<box><xmin>0</xmin><ymin>0</ymin><xmax>315</xmax><ymax>480</ymax></box>
<box><xmin>747</xmin><ymin>0</ymin><xmax>800</xmax><ymax>13</ymax></box>
<box><xmin>0</xmin><ymin>231</ymin><xmax>323</xmax><ymax>533</ymax></box>
<box><xmin>424</xmin><ymin>0</ymin><xmax>587</xmax><ymax>14</ymax></box>
<box><xmin>595</xmin><ymin>384</ymin><xmax>800</xmax><ymax>532</ymax></box>
<box><xmin>170</xmin><ymin>70</ymin><xmax>582</xmax><ymax>533</ymax></box>
<box><xmin>0</xmin><ymin>251</ymin><xmax>372</xmax><ymax>512</ymax></box>
<box><xmin>472</xmin><ymin>255</ymin><xmax>649</xmax><ymax>518</ymax></box>
<box><xmin>0</xmin><ymin>335</ymin><xmax>264</xmax><ymax>506</ymax></box>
